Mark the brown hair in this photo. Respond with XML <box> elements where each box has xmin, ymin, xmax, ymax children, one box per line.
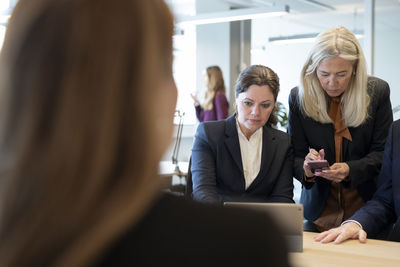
<box><xmin>202</xmin><ymin>65</ymin><xmax>226</xmax><ymax>110</ymax></box>
<box><xmin>0</xmin><ymin>0</ymin><xmax>174</xmax><ymax>266</ymax></box>
<box><xmin>235</xmin><ymin>65</ymin><xmax>280</xmax><ymax>126</ymax></box>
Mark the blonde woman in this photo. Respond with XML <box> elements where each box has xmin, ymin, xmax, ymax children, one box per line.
<box><xmin>288</xmin><ymin>26</ymin><xmax>393</xmax><ymax>232</ymax></box>
<box><xmin>0</xmin><ymin>0</ymin><xmax>289</xmax><ymax>266</ymax></box>
<box><xmin>191</xmin><ymin>65</ymin><xmax>229</xmax><ymax>121</ymax></box>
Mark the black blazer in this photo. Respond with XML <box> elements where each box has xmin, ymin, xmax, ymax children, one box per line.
<box><xmin>191</xmin><ymin>114</ymin><xmax>294</xmax><ymax>204</ymax></box>
<box><xmin>98</xmin><ymin>193</ymin><xmax>290</xmax><ymax>267</ymax></box>
<box><xmin>288</xmin><ymin>76</ymin><xmax>393</xmax><ymax>221</ymax></box>
<box><xmin>351</xmin><ymin>120</ymin><xmax>400</xmax><ymax>240</ymax></box>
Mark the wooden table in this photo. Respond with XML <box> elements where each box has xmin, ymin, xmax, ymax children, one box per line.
<box><xmin>290</xmin><ymin>231</ymin><xmax>400</xmax><ymax>267</ymax></box>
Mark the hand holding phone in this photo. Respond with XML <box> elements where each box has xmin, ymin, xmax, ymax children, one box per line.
<box><xmin>307</xmin><ymin>160</ymin><xmax>329</xmax><ymax>174</ymax></box>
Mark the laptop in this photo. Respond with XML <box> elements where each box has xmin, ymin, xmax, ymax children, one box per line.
<box><xmin>224</xmin><ymin>202</ymin><xmax>303</xmax><ymax>252</ymax></box>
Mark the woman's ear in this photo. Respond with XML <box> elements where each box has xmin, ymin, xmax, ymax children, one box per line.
<box><xmin>234</xmin><ymin>98</ymin><xmax>239</xmax><ymax>114</ymax></box>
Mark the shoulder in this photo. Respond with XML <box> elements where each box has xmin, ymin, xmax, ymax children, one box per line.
<box><xmin>197</xmin><ymin>118</ymin><xmax>226</xmax><ymax>137</ymax></box>
<box><xmin>197</xmin><ymin>115</ymin><xmax>235</xmax><ymax>136</ymax></box>
<box><xmin>267</xmin><ymin>126</ymin><xmax>291</xmax><ymax>143</ymax></box>
<box><xmin>365</xmin><ymin>77</ymin><xmax>391</xmax><ymax>113</ymax></box>
<box><xmin>367</xmin><ymin>76</ymin><xmax>389</xmax><ymax>88</ymax></box>
<box><xmin>393</xmin><ymin>119</ymin><xmax>400</xmax><ymax>129</ymax></box>
<box><xmin>213</xmin><ymin>92</ymin><xmax>228</xmax><ymax>106</ymax></box>
<box><xmin>367</xmin><ymin>76</ymin><xmax>390</xmax><ymax>96</ymax></box>
<box><xmin>214</xmin><ymin>92</ymin><xmax>227</xmax><ymax>99</ymax></box>
<box><xmin>393</xmin><ymin>119</ymin><xmax>400</xmax><ymax>134</ymax></box>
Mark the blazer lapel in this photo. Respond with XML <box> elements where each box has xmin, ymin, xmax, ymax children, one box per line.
<box><xmin>327</xmin><ymin>124</ymin><xmax>336</xmax><ymax>162</ymax></box>
<box><xmin>342</xmin><ymin>130</ymin><xmax>352</xmax><ymax>161</ymax></box>
<box><xmin>224</xmin><ymin>115</ymin><xmax>243</xmax><ymax>172</ymax></box>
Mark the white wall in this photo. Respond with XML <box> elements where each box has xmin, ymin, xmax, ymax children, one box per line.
<box><xmin>195</xmin><ymin>0</ymin><xmax>230</xmax><ymax>103</ymax></box>
<box><xmin>375</xmin><ymin>29</ymin><xmax>400</xmax><ymax>120</ymax></box>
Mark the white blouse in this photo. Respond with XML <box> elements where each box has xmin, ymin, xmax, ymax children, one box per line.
<box><xmin>236</xmin><ymin>120</ymin><xmax>263</xmax><ymax>190</ymax></box>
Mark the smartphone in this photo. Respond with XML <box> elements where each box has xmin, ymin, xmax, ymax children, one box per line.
<box><xmin>307</xmin><ymin>160</ymin><xmax>329</xmax><ymax>174</ymax></box>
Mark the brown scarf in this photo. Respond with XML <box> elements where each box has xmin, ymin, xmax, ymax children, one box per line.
<box><xmin>314</xmin><ymin>97</ymin><xmax>361</xmax><ymax>232</ymax></box>
<box><xmin>328</xmin><ymin>97</ymin><xmax>352</xmax><ymax>162</ymax></box>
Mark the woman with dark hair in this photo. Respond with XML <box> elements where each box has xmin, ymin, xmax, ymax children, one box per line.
<box><xmin>191</xmin><ymin>65</ymin><xmax>229</xmax><ymax>122</ymax></box>
<box><xmin>0</xmin><ymin>0</ymin><xmax>289</xmax><ymax>266</ymax></box>
<box><xmin>192</xmin><ymin>65</ymin><xmax>294</xmax><ymax>204</ymax></box>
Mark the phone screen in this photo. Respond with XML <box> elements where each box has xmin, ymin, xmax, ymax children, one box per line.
<box><xmin>307</xmin><ymin>160</ymin><xmax>329</xmax><ymax>173</ymax></box>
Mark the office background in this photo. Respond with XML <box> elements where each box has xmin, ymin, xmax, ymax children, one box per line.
<box><xmin>1</xmin><ymin>1</ymin><xmax>399</xmax><ymax>199</ymax></box>
<box><xmin>163</xmin><ymin>0</ymin><xmax>400</xmax><ymax>165</ymax></box>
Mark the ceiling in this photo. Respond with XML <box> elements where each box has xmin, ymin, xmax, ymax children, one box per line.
<box><xmin>166</xmin><ymin>0</ymin><xmax>400</xmax><ymax>32</ymax></box>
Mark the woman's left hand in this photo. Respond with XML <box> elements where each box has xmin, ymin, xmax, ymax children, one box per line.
<box><xmin>315</xmin><ymin>163</ymin><xmax>350</xmax><ymax>183</ymax></box>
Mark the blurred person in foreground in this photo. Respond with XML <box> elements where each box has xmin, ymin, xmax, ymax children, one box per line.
<box><xmin>288</xmin><ymin>26</ymin><xmax>393</xmax><ymax>232</ymax></box>
<box><xmin>315</xmin><ymin>120</ymin><xmax>400</xmax><ymax>244</ymax></box>
<box><xmin>0</xmin><ymin>0</ymin><xmax>290</xmax><ymax>266</ymax></box>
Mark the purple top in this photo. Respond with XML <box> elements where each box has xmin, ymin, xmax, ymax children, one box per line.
<box><xmin>195</xmin><ymin>93</ymin><xmax>229</xmax><ymax>122</ymax></box>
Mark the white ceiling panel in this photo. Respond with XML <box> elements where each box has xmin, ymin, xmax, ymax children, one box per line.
<box><xmin>167</xmin><ymin>0</ymin><xmax>400</xmax><ymax>31</ymax></box>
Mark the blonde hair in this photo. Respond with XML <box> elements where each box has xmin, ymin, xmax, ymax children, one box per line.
<box><xmin>299</xmin><ymin>26</ymin><xmax>369</xmax><ymax>127</ymax></box>
<box><xmin>202</xmin><ymin>65</ymin><xmax>226</xmax><ymax>110</ymax></box>
<box><xmin>0</xmin><ymin>0</ymin><xmax>174</xmax><ymax>266</ymax></box>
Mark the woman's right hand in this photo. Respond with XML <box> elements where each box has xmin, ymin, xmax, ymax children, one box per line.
<box><xmin>303</xmin><ymin>148</ymin><xmax>325</xmax><ymax>177</ymax></box>
<box><xmin>314</xmin><ymin>222</ymin><xmax>367</xmax><ymax>244</ymax></box>
<box><xmin>190</xmin><ymin>93</ymin><xmax>200</xmax><ymax>106</ymax></box>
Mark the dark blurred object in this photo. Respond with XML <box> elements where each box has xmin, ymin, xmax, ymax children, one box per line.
<box><xmin>171</xmin><ymin>110</ymin><xmax>185</xmax><ymax>172</ymax></box>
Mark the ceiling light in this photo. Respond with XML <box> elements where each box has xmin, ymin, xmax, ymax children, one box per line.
<box><xmin>176</xmin><ymin>5</ymin><xmax>289</xmax><ymax>25</ymax></box>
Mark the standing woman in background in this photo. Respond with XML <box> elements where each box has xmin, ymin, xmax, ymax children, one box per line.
<box><xmin>288</xmin><ymin>26</ymin><xmax>393</xmax><ymax>232</ymax></box>
<box><xmin>191</xmin><ymin>65</ymin><xmax>229</xmax><ymax>122</ymax></box>
<box><xmin>0</xmin><ymin>0</ymin><xmax>290</xmax><ymax>266</ymax></box>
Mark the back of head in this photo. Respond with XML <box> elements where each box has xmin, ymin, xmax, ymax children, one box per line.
<box><xmin>0</xmin><ymin>0</ymin><xmax>174</xmax><ymax>266</ymax></box>
<box><xmin>235</xmin><ymin>64</ymin><xmax>280</xmax><ymax>126</ymax></box>
<box><xmin>206</xmin><ymin>65</ymin><xmax>225</xmax><ymax>93</ymax></box>
<box><xmin>299</xmin><ymin>26</ymin><xmax>369</xmax><ymax>126</ymax></box>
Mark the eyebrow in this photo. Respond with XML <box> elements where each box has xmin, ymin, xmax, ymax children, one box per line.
<box><xmin>318</xmin><ymin>70</ymin><xmax>348</xmax><ymax>74</ymax></box>
<box><xmin>243</xmin><ymin>97</ymin><xmax>273</xmax><ymax>103</ymax></box>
